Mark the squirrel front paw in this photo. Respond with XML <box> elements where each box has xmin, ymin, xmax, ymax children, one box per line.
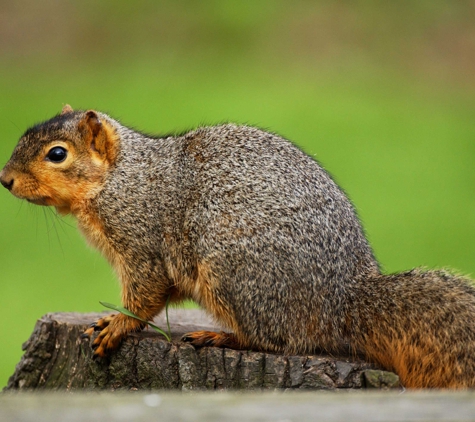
<box><xmin>81</xmin><ymin>313</ymin><xmax>145</xmax><ymax>358</ymax></box>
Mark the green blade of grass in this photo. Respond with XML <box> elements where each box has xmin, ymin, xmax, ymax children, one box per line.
<box><xmin>165</xmin><ymin>295</ymin><xmax>171</xmax><ymax>340</ymax></box>
<box><xmin>100</xmin><ymin>301</ymin><xmax>171</xmax><ymax>341</ymax></box>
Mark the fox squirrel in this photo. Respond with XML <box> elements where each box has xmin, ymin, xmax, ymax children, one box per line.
<box><xmin>1</xmin><ymin>105</ymin><xmax>475</xmax><ymax>389</ymax></box>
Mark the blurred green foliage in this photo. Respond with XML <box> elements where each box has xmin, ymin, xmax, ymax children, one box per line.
<box><xmin>1</xmin><ymin>0</ymin><xmax>474</xmax><ymax>388</ymax></box>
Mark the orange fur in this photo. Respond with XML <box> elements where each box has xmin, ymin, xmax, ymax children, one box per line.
<box><xmin>182</xmin><ymin>331</ymin><xmax>242</xmax><ymax>349</ymax></box>
<box><xmin>182</xmin><ymin>262</ymin><xmax>240</xmax><ymax>335</ymax></box>
<box><xmin>61</xmin><ymin>104</ymin><xmax>74</xmax><ymax>115</ymax></box>
<box><xmin>363</xmin><ymin>329</ymin><xmax>466</xmax><ymax>389</ymax></box>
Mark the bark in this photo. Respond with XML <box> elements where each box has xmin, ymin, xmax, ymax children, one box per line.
<box><xmin>5</xmin><ymin>309</ymin><xmax>398</xmax><ymax>391</ymax></box>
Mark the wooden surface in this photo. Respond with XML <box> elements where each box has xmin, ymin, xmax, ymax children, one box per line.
<box><xmin>6</xmin><ymin>309</ymin><xmax>399</xmax><ymax>391</ymax></box>
<box><xmin>2</xmin><ymin>391</ymin><xmax>475</xmax><ymax>422</ymax></box>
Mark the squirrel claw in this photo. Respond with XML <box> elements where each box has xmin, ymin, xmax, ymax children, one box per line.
<box><xmin>81</xmin><ymin>325</ymin><xmax>95</xmax><ymax>340</ymax></box>
<box><xmin>88</xmin><ymin>322</ymin><xmax>102</xmax><ymax>331</ymax></box>
<box><xmin>92</xmin><ymin>351</ymin><xmax>106</xmax><ymax>361</ymax></box>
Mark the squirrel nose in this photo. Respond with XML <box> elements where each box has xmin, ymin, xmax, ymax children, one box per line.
<box><xmin>0</xmin><ymin>173</ymin><xmax>14</xmax><ymax>191</ymax></box>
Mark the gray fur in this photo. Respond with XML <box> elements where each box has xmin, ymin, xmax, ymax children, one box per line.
<box><xmin>99</xmin><ymin>118</ymin><xmax>379</xmax><ymax>353</ymax></box>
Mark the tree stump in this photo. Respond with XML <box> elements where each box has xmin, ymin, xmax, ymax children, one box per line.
<box><xmin>5</xmin><ymin>309</ymin><xmax>399</xmax><ymax>391</ymax></box>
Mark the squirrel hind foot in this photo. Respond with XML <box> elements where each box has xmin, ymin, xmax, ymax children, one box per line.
<box><xmin>181</xmin><ymin>330</ymin><xmax>242</xmax><ymax>350</ymax></box>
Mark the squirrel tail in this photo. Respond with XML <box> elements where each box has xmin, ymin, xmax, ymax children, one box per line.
<box><xmin>352</xmin><ymin>269</ymin><xmax>475</xmax><ymax>388</ymax></box>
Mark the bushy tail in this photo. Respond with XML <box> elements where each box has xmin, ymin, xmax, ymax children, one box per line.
<box><xmin>352</xmin><ymin>269</ymin><xmax>475</xmax><ymax>388</ymax></box>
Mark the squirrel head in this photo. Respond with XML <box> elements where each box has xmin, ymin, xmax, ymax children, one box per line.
<box><xmin>0</xmin><ymin>105</ymin><xmax>119</xmax><ymax>215</ymax></box>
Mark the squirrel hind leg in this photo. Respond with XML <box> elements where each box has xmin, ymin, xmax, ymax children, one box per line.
<box><xmin>181</xmin><ymin>330</ymin><xmax>242</xmax><ymax>350</ymax></box>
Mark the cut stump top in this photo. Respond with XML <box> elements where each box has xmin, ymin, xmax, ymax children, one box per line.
<box><xmin>6</xmin><ymin>309</ymin><xmax>398</xmax><ymax>391</ymax></box>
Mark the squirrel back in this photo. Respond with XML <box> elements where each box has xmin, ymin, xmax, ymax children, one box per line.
<box><xmin>1</xmin><ymin>105</ymin><xmax>475</xmax><ymax>388</ymax></box>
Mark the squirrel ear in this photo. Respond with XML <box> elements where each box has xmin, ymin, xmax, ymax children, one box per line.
<box><xmin>78</xmin><ymin>110</ymin><xmax>117</xmax><ymax>164</ymax></box>
<box><xmin>84</xmin><ymin>110</ymin><xmax>103</xmax><ymax>138</ymax></box>
<box><xmin>61</xmin><ymin>104</ymin><xmax>74</xmax><ymax>115</ymax></box>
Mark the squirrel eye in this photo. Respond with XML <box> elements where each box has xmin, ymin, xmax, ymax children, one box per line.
<box><xmin>46</xmin><ymin>146</ymin><xmax>67</xmax><ymax>163</ymax></box>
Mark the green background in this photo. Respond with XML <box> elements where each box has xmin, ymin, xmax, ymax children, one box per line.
<box><xmin>1</xmin><ymin>1</ymin><xmax>474</xmax><ymax>388</ymax></box>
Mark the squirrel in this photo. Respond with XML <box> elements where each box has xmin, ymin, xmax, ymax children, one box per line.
<box><xmin>1</xmin><ymin>104</ymin><xmax>475</xmax><ymax>389</ymax></box>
